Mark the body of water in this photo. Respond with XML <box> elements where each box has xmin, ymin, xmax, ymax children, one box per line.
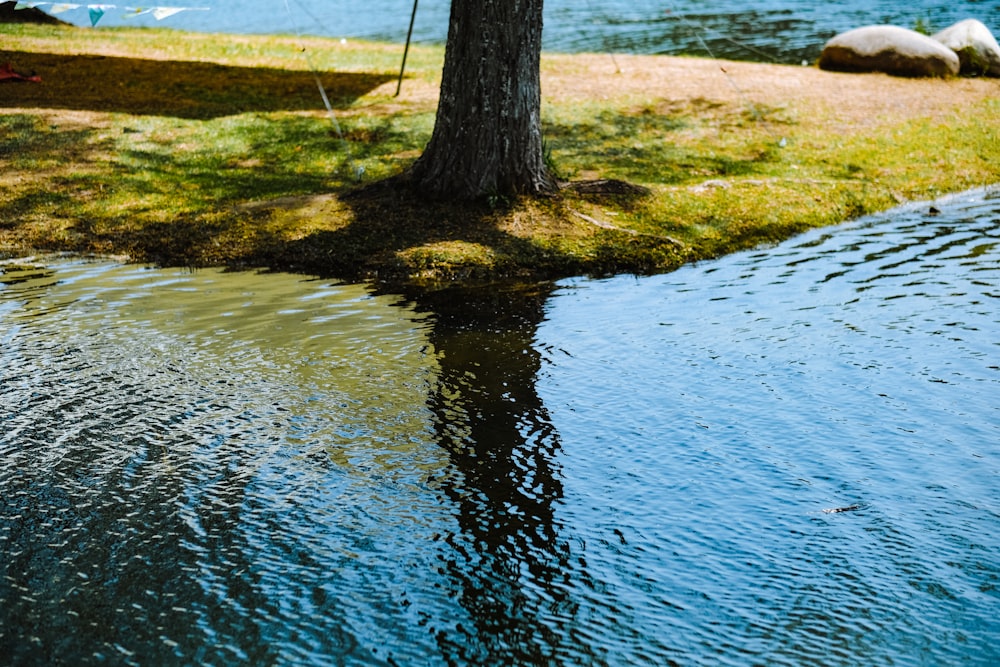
<box><xmin>56</xmin><ymin>0</ymin><xmax>1000</xmax><ymax>64</ymax></box>
<box><xmin>2</xmin><ymin>187</ymin><xmax>998</xmax><ymax>664</ymax></box>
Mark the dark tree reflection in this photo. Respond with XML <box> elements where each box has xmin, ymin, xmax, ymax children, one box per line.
<box><xmin>410</xmin><ymin>283</ymin><xmax>582</xmax><ymax>666</ymax></box>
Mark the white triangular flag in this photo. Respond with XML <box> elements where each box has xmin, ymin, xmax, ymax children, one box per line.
<box><xmin>151</xmin><ymin>6</ymin><xmax>185</xmax><ymax>20</ymax></box>
<box><xmin>48</xmin><ymin>3</ymin><xmax>80</xmax><ymax>13</ymax></box>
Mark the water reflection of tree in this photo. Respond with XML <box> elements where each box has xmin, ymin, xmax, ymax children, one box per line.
<box><xmin>412</xmin><ymin>284</ymin><xmax>583</xmax><ymax>666</ymax></box>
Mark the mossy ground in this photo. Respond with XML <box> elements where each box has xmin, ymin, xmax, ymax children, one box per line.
<box><xmin>2</xmin><ymin>23</ymin><xmax>998</xmax><ymax>286</ymax></box>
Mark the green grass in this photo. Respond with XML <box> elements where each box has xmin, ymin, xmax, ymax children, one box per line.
<box><xmin>2</xmin><ymin>23</ymin><xmax>999</xmax><ymax>285</ymax></box>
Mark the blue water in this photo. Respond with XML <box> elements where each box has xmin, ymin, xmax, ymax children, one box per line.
<box><xmin>2</xmin><ymin>187</ymin><xmax>998</xmax><ymax>664</ymax></box>
<box><xmin>57</xmin><ymin>0</ymin><xmax>1000</xmax><ymax>63</ymax></box>
<box><xmin>537</xmin><ymin>188</ymin><xmax>1000</xmax><ymax>664</ymax></box>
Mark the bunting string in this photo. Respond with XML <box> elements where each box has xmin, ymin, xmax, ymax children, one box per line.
<box><xmin>14</xmin><ymin>2</ymin><xmax>209</xmax><ymax>26</ymax></box>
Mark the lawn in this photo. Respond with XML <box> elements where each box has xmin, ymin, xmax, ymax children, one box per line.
<box><xmin>2</xmin><ymin>22</ymin><xmax>998</xmax><ymax>285</ymax></box>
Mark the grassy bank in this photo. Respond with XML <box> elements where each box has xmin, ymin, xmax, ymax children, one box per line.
<box><xmin>2</xmin><ymin>23</ymin><xmax>998</xmax><ymax>285</ymax></box>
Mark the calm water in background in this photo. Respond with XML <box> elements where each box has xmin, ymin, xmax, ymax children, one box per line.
<box><xmin>64</xmin><ymin>0</ymin><xmax>999</xmax><ymax>64</ymax></box>
<box><xmin>2</xmin><ymin>187</ymin><xmax>998</xmax><ymax>664</ymax></box>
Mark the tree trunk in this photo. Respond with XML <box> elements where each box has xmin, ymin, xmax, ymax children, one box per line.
<box><xmin>409</xmin><ymin>0</ymin><xmax>556</xmax><ymax>200</ymax></box>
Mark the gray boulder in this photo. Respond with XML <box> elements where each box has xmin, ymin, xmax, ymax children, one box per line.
<box><xmin>819</xmin><ymin>25</ymin><xmax>960</xmax><ymax>77</ymax></box>
<box><xmin>932</xmin><ymin>19</ymin><xmax>1000</xmax><ymax>77</ymax></box>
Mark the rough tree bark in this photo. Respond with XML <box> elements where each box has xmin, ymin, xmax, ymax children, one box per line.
<box><xmin>408</xmin><ymin>0</ymin><xmax>556</xmax><ymax>200</ymax></box>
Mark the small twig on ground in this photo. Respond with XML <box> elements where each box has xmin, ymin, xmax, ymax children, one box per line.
<box><xmin>568</xmin><ymin>208</ymin><xmax>685</xmax><ymax>247</ymax></box>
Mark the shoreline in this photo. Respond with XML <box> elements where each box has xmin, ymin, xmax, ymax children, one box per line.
<box><xmin>2</xmin><ymin>23</ymin><xmax>999</xmax><ymax>287</ymax></box>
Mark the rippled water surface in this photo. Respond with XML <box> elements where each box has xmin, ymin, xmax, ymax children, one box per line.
<box><xmin>74</xmin><ymin>0</ymin><xmax>1000</xmax><ymax>63</ymax></box>
<box><xmin>2</xmin><ymin>188</ymin><xmax>999</xmax><ymax>665</ymax></box>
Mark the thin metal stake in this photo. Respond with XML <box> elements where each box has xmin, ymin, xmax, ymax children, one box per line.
<box><xmin>395</xmin><ymin>0</ymin><xmax>419</xmax><ymax>96</ymax></box>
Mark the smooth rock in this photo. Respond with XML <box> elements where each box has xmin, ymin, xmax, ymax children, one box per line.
<box><xmin>932</xmin><ymin>19</ymin><xmax>1000</xmax><ymax>77</ymax></box>
<box><xmin>819</xmin><ymin>25</ymin><xmax>960</xmax><ymax>77</ymax></box>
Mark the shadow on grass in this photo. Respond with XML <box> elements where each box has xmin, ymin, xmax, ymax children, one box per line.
<box><xmin>271</xmin><ymin>179</ymin><xmax>577</xmax><ymax>283</ymax></box>
<box><xmin>246</xmin><ymin>176</ymin><xmax>685</xmax><ymax>285</ymax></box>
<box><xmin>0</xmin><ymin>51</ymin><xmax>394</xmax><ymax>118</ymax></box>
<box><xmin>1</xmin><ymin>108</ymin><xmax>422</xmax><ymax>217</ymax></box>
<box><xmin>1</xmin><ymin>101</ymin><xmax>701</xmax><ymax>282</ymax></box>
<box><xmin>1</xmin><ymin>106</ymin><xmax>689</xmax><ymax>282</ymax></box>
